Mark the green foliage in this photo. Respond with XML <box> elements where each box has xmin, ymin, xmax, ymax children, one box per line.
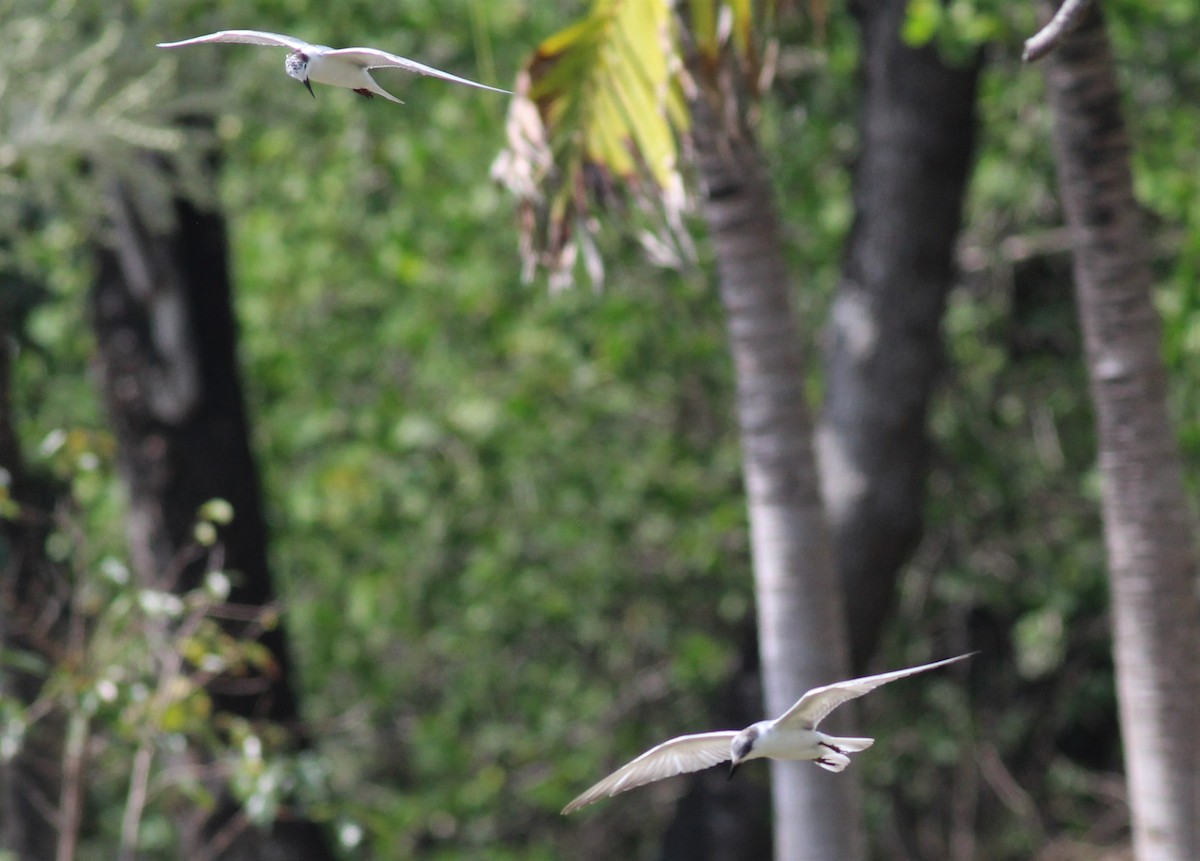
<box><xmin>190</xmin><ymin>2</ymin><xmax>749</xmax><ymax>856</ymax></box>
<box><xmin>6</xmin><ymin>0</ymin><xmax>1200</xmax><ymax>859</ymax></box>
<box><xmin>0</xmin><ymin>492</ymin><xmax>319</xmax><ymax>859</ymax></box>
<box><xmin>0</xmin><ymin>0</ymin><xmax>219</xmax><ymax>251</ymax></box>
<box><xmin>902</xmin><ymin>0</ymin><xmax>1014</xmax><ymax>62</ymax></box>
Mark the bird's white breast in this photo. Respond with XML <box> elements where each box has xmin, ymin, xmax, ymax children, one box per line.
<box><xmin>751</xmin><ymin>725</ymin><xmax>826</xmax><ymax>761</ymax></box>
<box><xmin>306</xmin><ymin>53</ymin><xmax>371</xmax><ymax>89</ymax></box>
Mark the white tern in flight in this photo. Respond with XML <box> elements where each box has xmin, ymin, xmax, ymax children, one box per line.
<box><xmin>157</xmin><ymin>30</ymin><xmax>511</xmax><ymax>103</ymax></box>
<box><xmin>563</xmin><ymin>652</ymin><xmax>974</xmax><ymax>813</ymax></box>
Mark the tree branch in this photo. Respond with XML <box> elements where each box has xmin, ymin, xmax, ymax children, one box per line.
<box><xmin>1022</xmin><ymin>0</ymin><xmax>1095</xmax><ymax>62</ymax></box>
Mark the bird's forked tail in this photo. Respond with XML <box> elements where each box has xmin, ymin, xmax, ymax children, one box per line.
<box><xmin>815</xmin><ymin>735</ymin><xmax>875</xmax><ymax>773</ymax></box>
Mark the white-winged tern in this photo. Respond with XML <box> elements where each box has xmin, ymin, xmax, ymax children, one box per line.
<box><xmin>157</xmin><ymin>30</ymin><xmax>511</xmax><ymax>103</ymax></box>
<box><xmin>563</xmin><ymin>652</ymin><xmax>974</xmax><ymax>813</ymax></box>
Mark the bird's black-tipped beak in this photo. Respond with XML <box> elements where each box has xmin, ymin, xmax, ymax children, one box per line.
<box><xmin>303</xmin><ymin>77</ymin><xmax>315</xmax><ymax>98</ymax></box>
<box><xmin>727</xmin><ymin>760</ymin><xmax>741</xmax><ymax>781</ymax></box>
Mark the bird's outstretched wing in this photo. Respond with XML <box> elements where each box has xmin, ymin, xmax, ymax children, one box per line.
<box><xmin>157</xmin><ymin>30</ymin><xmax>316</xmax><ymax>52</ymax></box>
<box><xmin>562</xmin><ymin>731</ymin><xmax>735</xmax><ymax>814</ymax></box>
<box><xmin>776</xmin><ymin>653</ymin><xmax>975</xmax><ymax>731</ymax></box>
<box><xmin>324</xmin><ymin>48</ymin><xmax>512</xmax><ymax>94</ymax></box>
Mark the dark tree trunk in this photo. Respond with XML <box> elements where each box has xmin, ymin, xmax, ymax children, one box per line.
<box><xmin>89</xmin><ymin>179</ymin><xmax>335</xmax><ymax>861</ymax></box>
<box><xmin>822</xmin><ymin>0</ymin><xmax>982</xmax><ymax>670</ymax></box>
<box><xmin>1042</xmin><ymin>5</ymin><xmax>1200</xmax><ymax>860</ymax></box>
<box><xmin>0</xmin><ymin>307</ymin><xmax>63</xmax><ymax>861</ymax></box>
<box><xmin>687</xmin><ymin>88</ymin><xmax>861</xmax><ymax>861</ymax></box>
<box><xmin>660</xmin><ymin>625</ymin><xmax>770</xmax><ymax>861</ymax></box>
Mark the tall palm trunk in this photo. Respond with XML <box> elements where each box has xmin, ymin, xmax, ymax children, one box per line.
<box><xmin>1042</xmin><ymin>6</ymin><xmax>1200</xmax><ymax>860</ymax></box>
<box><xmin>665</xmin><ymin>3</ymin><xmax>981</xmax><ymax>852</ymax></box>
<box><xmin>690</xmin><ymin>93</ymin><xmax>861</xmax><ymax>861</ymax></box>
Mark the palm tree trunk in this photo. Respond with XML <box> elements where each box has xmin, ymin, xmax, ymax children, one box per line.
<box><xmin>1042</xmin><ymin>6</ymin><xmax>1200</xmax><ymax>859</ymax></box>
<box><xmin>690</xmin><ymin>92</ymin><xmax>862</xmax><ymax>861</ymax></box>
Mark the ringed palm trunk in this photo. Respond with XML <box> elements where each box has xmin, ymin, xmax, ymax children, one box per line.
<box><xmin>1042</xmin><ymin>6</ymin><xmax>1200</xmax><ymax>859</ymax></box>
<box><xmin>690</xmin><ymin>92</ymin><xmax>862</xmax><ymax>861</ymax></box>
<box><xmin>665</xmin><ymin>5</ymin><xmax>981</xmax><ymax>854</ymax></box>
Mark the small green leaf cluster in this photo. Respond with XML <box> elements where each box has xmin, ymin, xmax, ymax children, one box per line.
<box><xmin>0</xmin><ymin>496</ymin><xmax>335</xmax><ymax>858</ymax></box>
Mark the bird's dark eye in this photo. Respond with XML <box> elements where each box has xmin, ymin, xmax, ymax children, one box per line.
<box><xmin>733</xmin><ymin>729</ymin><xmax>758</xmax><ymax>759</ymax></box>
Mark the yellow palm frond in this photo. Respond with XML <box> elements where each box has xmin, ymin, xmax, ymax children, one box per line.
<box><xmin>492</xmin><ymin>0</ymin><xmax>691</xmax><ymax>287</ymax></box>
<box><xmin>493</xmin><ymin>0</ymin><xmax>797</xmax><ymax>287</ymax></box>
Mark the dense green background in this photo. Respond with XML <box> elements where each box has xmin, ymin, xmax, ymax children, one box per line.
<box><xmin>5</xmin><ymin>0</ymin><xmax>1199</xmax><ymax>857</ymax></box>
